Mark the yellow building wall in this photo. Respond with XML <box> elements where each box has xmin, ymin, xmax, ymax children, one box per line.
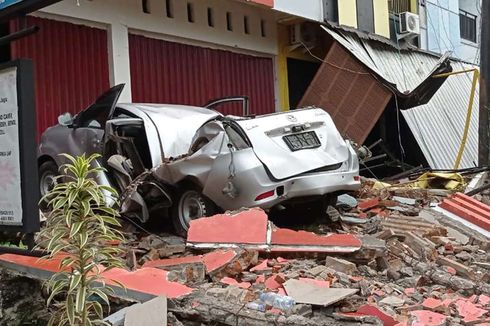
<box><xmin>373</xmin><ymin>0</ymin><xmax>390</xmax><ymax>38</ymax></box>
<box><xmin>338</xmin><ymin>0</ymin><xmax>358</xmax><ymax>28</ymax></box>
<box><xmin>410</xmin><ymin>0</ymin><xmax>418</xmax><ymax>13</ymax></box>
<box><xmin>277</xmin><ymin>24</ymin><xmax>290</xmax><ymax>111</ymax></box>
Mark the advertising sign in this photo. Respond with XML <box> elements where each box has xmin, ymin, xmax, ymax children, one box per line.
<box><xmin>0</xmin><ymin>67</ymin><xmax>22</xmax><ymax>226</ymax></box>
<box><xmin>0</xmin><ymin>60</ymin><xmax>38</xmax><ymax>233</ymax></box>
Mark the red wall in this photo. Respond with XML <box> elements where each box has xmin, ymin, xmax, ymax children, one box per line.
<box><xmin>11</xmin><ymin>17</ymin><xmax>110</xmax><ymax>140</ymax></box>
<box><xmin>129</xmin><ymin>34</ymin><xmax>275</xmax><ymax>116</ymax></box>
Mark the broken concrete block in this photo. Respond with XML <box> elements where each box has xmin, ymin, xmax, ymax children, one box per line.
<box><xmin>422</xmin><ymin>297</ymin><xmax>444</xmax><ymax>311</ymax></box>
<box><xmin>187</xmin><ymin>208</ymin><xmax>362</xmax><ymax>253</ymax></box>
<box><xmin>436</xmin><ymin>256</ymin><xmax>476</xmax><ymax>279</ymax></box>
<box><xmin>220</xmin><ymin>277</ymin><xmax>251</xmax><ymax>289</ymax></box>
<box><xmin>356</xmin><ymin>304</ymin><xmax>398</xmax><ymax>326</ymax></box>
<box><xmin>410</xmin><ymin>310</ymin><xmax>447</xmax><ymax>326</ymax></box>
<box><xmin>142</xmin><ymin>255</ymin><xmax>206</xmax><ymax>283</ymax></box>
<box><xmin>283</xmin><ymin>279</ymin><xmax>357</xmax><ymax>306</ymax></box>
<box><xmin>325</xmin><ymin>256</ymin><xmax>358</xmax><ymax>274</ymax></box>
<box><xmin>187</xmin><ymin>208</ymin><xmax>268</xmax><ymax>246</ymax></box>
<box><xmin>270</xmin><ymin>228</ymin><xmax>362</xmax><ymax>253</ymax></box>
<box><xmin>206</xmin><ymin>249</ymin><xmax>258</xmax><ymax>280</ymax></box>
<box><xmin>104</xmin><ymin>307</ymin><xmax>129</xmax><ymax>326</ymax></box>
<box><xmin>124</xmin><ymin>296</ymin><xmax>167</xmax><ymax>326</ymax></box>
<box><xmin>379</xmin><ymin>296</ymin><xmax>404</xmax><ymax>307</ymax></box>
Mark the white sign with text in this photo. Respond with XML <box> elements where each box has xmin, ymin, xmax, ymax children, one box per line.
<box><xmin>0</xmin><ymin>67</ymin><xmax>21</xmax><ymax>226</ymax></box>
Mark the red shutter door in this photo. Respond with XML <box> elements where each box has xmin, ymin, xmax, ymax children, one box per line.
<box><xmin>129</xmin><ymin>34</ymin><xmax>275</xmax><ymax>116</ymax></box>
<box><xmin>11</xmin><ymin>16</ymin><xmax>110</xmax><ymax>140</ymax></box>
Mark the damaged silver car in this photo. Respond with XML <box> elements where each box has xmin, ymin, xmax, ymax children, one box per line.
<box><xmin>38</xmin><ymin>85</ymin><xmax>360</xmax><ymax>235</ymax></box>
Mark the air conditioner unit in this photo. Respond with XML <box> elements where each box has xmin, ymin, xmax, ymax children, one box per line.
<box><xmin>289</xmin><ymin>23</ymin><xmax>316</xmax><ymax>46</ymax></box>
<box><xmin>399</xmin><ymin>12</ymin><xmax>420</xmax><ymax>35</ymax></box>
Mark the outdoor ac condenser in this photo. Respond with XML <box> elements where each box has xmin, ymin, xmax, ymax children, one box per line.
<box><xmin>399</xmin><ymin>12</ymin><xmax>420</xmax><ymax>35</ymax></box>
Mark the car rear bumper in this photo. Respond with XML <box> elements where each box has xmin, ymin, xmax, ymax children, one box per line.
<box><xmin>210</xmin><ymin>146</ymin><xmax>360</xmax><ymax>211</ymax></box>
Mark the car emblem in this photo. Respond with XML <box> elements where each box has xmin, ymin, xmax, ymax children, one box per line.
<box><xmin>286</xmin><ymin>115</ymin><xmax>297</xmax><ymax>122</ymax></box>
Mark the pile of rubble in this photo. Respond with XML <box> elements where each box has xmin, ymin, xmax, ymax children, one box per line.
<box><xmin>110</xmin><ymin>174</ymin><xmax>489</xmax><ymax>325</ymax></box>
<box><xmin>1</xmin><ymin>173</ymin><xmax>489</xmax><ymax>325</ymax></box>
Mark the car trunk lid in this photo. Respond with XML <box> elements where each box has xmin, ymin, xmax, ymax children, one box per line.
<box><xmin>235</xmin><ymin>108</ymin><xmax>350</xmax><ymax>180</ymax></box>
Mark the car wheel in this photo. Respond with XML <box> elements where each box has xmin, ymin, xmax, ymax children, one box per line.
<box><xmin>171</xmin><ymin>188</ymin><xmax>217</xmax><ymax>237</ymax></box>
<box><xmin>39</xmin><ymin>161</ymin><xmax>58</xmax><ymax>210</ymax></box>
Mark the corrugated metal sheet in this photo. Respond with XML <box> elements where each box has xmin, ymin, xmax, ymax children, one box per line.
<box><xmin>299</xmin><ymin>42</ymin><xmax>392</xmax><ymax>144</ymax></box>
<box><xmin>324</xmin><ymin>28</ymin><xmax>480</xmax><ymax>169</ymax></box>
<box><xmin>10</xmin><ymin>16</ymin><xmax>110</xmax><ymax>140</ymax></box>
<box><xmin>129</xmin><ymin>34</ymin><xmax>275</xmax><ymax>116</ymax></box>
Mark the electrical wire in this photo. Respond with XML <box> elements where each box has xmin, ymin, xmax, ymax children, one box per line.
<box><xmin>300</xmin><ymin>40</ymin><xmax>371</xmax><ymax>75</ymax></box>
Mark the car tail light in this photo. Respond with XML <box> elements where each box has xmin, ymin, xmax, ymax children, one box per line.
<box><xmin>354</xmin><ymin>176</ymin><xmax>360</xmax><ymax>181</ymax></box>
<box><xmin>255</xmin><ymin>190</ymin><xmax>275</xmax><ymax>201</ymax></box>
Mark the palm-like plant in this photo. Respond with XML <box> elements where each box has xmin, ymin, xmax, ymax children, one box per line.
<box><xmin>38</xmin><ymin>154</ymin><xmax>125</xmax><ymax>326</ymax></box>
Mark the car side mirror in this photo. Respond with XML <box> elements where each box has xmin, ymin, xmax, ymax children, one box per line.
<box><xmin>58</xmin><ymin>112</ymin><xmax>74</xmax><ymax>127</ymax></box>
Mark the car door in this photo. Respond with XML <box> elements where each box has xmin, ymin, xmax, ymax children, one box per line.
<box><xmin>66</xmin><ymin>84</ymin><xmax>125</xmax><ymax>159</ymax></box>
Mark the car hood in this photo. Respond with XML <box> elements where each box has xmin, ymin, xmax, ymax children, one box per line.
<box><xmin>235</xmin><ymin>108</ymin><xmax>350</xmax><ymax>180</ymax></box>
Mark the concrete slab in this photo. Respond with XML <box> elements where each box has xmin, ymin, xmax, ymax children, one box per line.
<box><xmin>187</xmin><ymin>209</ymin><xmax>362</xmax><ymax>253</ymax></box>
<box><xmin>187</xmin><ymin>208</ymin><xmax>268</xmax><ymax>245</ymax></box>
<box><xmin>270</xmin><ymin>229</ymin><xmax>362</xmax><ymax>253</ymax></box>
<box><xmin>283</xmin><ymin>279</ymin><xmax>357</xmax><ymax>306</ymax></box>
<box><xmin>0</xmin><ymin>254</ymin><xmax>193</xmax><ymax>301</ymax></box>
<box><xmin>124</xmin><ymin>296</ymin><xmax>167</xmax><ymax>326</ymax></box>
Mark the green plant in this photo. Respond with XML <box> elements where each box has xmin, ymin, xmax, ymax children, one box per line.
<box><xmin>38</xmin><ymin>154</ymin><xmax>125</xmax><ymax>326</ymax></box>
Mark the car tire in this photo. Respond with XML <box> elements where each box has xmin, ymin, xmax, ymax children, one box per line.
<box><xmin>171</xmin><ymin>188</ymin><xmax>217</xmax><ymax>237</ymax></box>
<box><xmin>39</xmin><ymin>161</ymin><xmax>59</xmax><ymax>211</ymax></box>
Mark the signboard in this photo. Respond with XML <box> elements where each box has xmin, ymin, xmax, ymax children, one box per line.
<box><xmin>0</xmin><ymin>60</ymin><xmax>38</xmax><ymax>233</ymax></box>
<box><xmin>0</xmin><ymin>67</ymin><xmax>22</xmax><ymax>225</ymax></box>
<box><xmin>0</xmin><ymin>0</ymin><xmax>22</xmax><ymax>10</ymax></box>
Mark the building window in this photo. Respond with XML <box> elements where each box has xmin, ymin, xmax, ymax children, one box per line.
<box><xmin>260</xmin><ymin>19</ymin><xmax>266</xmax><ymax>37</ymax></box>
<box><xmin>166</xmin><ymin>0</ymin><xmax>173</xmax><ymax>18</ymax></box>
<box><xmin>244</xmin><ymin>16</ymin><xmax>250</xmax><ymax>34</ymax></box>
<box><xmin>460</xmin><ymin>10</ymin><xmax>477</xmax><ymax>43</ymax></box>
<box><xmin>226</xmin><ymin>12</ymin><xmax>233</xmax><ymax>31</ymax></box>
<box><xmin>187</xmin><ymin>3</ymin><xmax>195</xmax><ymax>22</ymax></box>
<box><xmin>388</xmin><ymin>0</ymin><xmax>411</xmax><ymax>14</ymax></box>
<box><xmin>208</xmin><ymin>7</ymin><xmax>214</xmax><ymax>27</ymax></box>
<box><xmin>142</xmin><ymin>0</ymin><xmax>150</xmax><ymax>14</ymax></box>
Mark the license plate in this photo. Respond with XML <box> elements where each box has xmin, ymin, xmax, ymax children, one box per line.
<box><xmin>283</xmin><ymin>131</ymin><xmax>321</xmax><ymax>151</ymax></box>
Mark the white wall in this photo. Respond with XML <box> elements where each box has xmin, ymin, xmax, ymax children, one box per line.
<box><xmin>273</xmin><ymin>0</ymin><xmax>323</xmax><ymax>22</ymax></box>
<box><xmin>39</xmin><ymin>0</ymin><xmax>279</xmax><ymax>101</ymax></box>
<box><xmin>422</xmin><ymin>0</ymin><xmax>481</xmax><ymax>63</ymax></box>
<box><xmin>458</xmin><ymin>0</ymin><xmax>481</xmax><ymax>63</ymax></box>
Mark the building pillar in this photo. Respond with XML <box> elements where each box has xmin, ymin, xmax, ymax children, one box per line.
<box><xmin>108</xmin><ymin>22</ymin><xmax>132</xmax><ymax>102</ymax></box>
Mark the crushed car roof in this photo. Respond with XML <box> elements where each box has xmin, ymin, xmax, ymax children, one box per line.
<box><xmin>118</xmin><ymin>103</ymin><xmax>222</xmax><ymax>158</ymax></box>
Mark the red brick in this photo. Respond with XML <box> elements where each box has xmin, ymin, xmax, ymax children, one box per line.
<box><xmin>250</xmin><ymin>259</ymin><xmax>271</xmax><ymax>272</ymax></box>
<box><xmin>358</xmin><ymin>198</ymin><xmax>380</xmax><ymax>211</ymax></box>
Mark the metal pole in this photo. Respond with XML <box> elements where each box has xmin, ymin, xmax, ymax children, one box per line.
<box><xmin>479</xmin><ymin>0</ymin><xmax>490</xmax><ymax>166</ymax></box>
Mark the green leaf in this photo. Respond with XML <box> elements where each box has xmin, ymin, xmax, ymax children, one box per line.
<box><xmin>69</xmin><ymin>221</ymin><xmax>84</xmax><ymax>238</ymax></box>
<box><xmin>75</xmin><ymin>287</ymin><xmax>86</xmax><ymax>313</ymax></box>
<box><xmin>66</xmin><ymin>294</ymin><xmax>75</xmax><ymax>325</ymax></box>
<box><xmin>68</xmin><ymin>273</ymin><xmax>82</xmax><ymax>294</ymax></box>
